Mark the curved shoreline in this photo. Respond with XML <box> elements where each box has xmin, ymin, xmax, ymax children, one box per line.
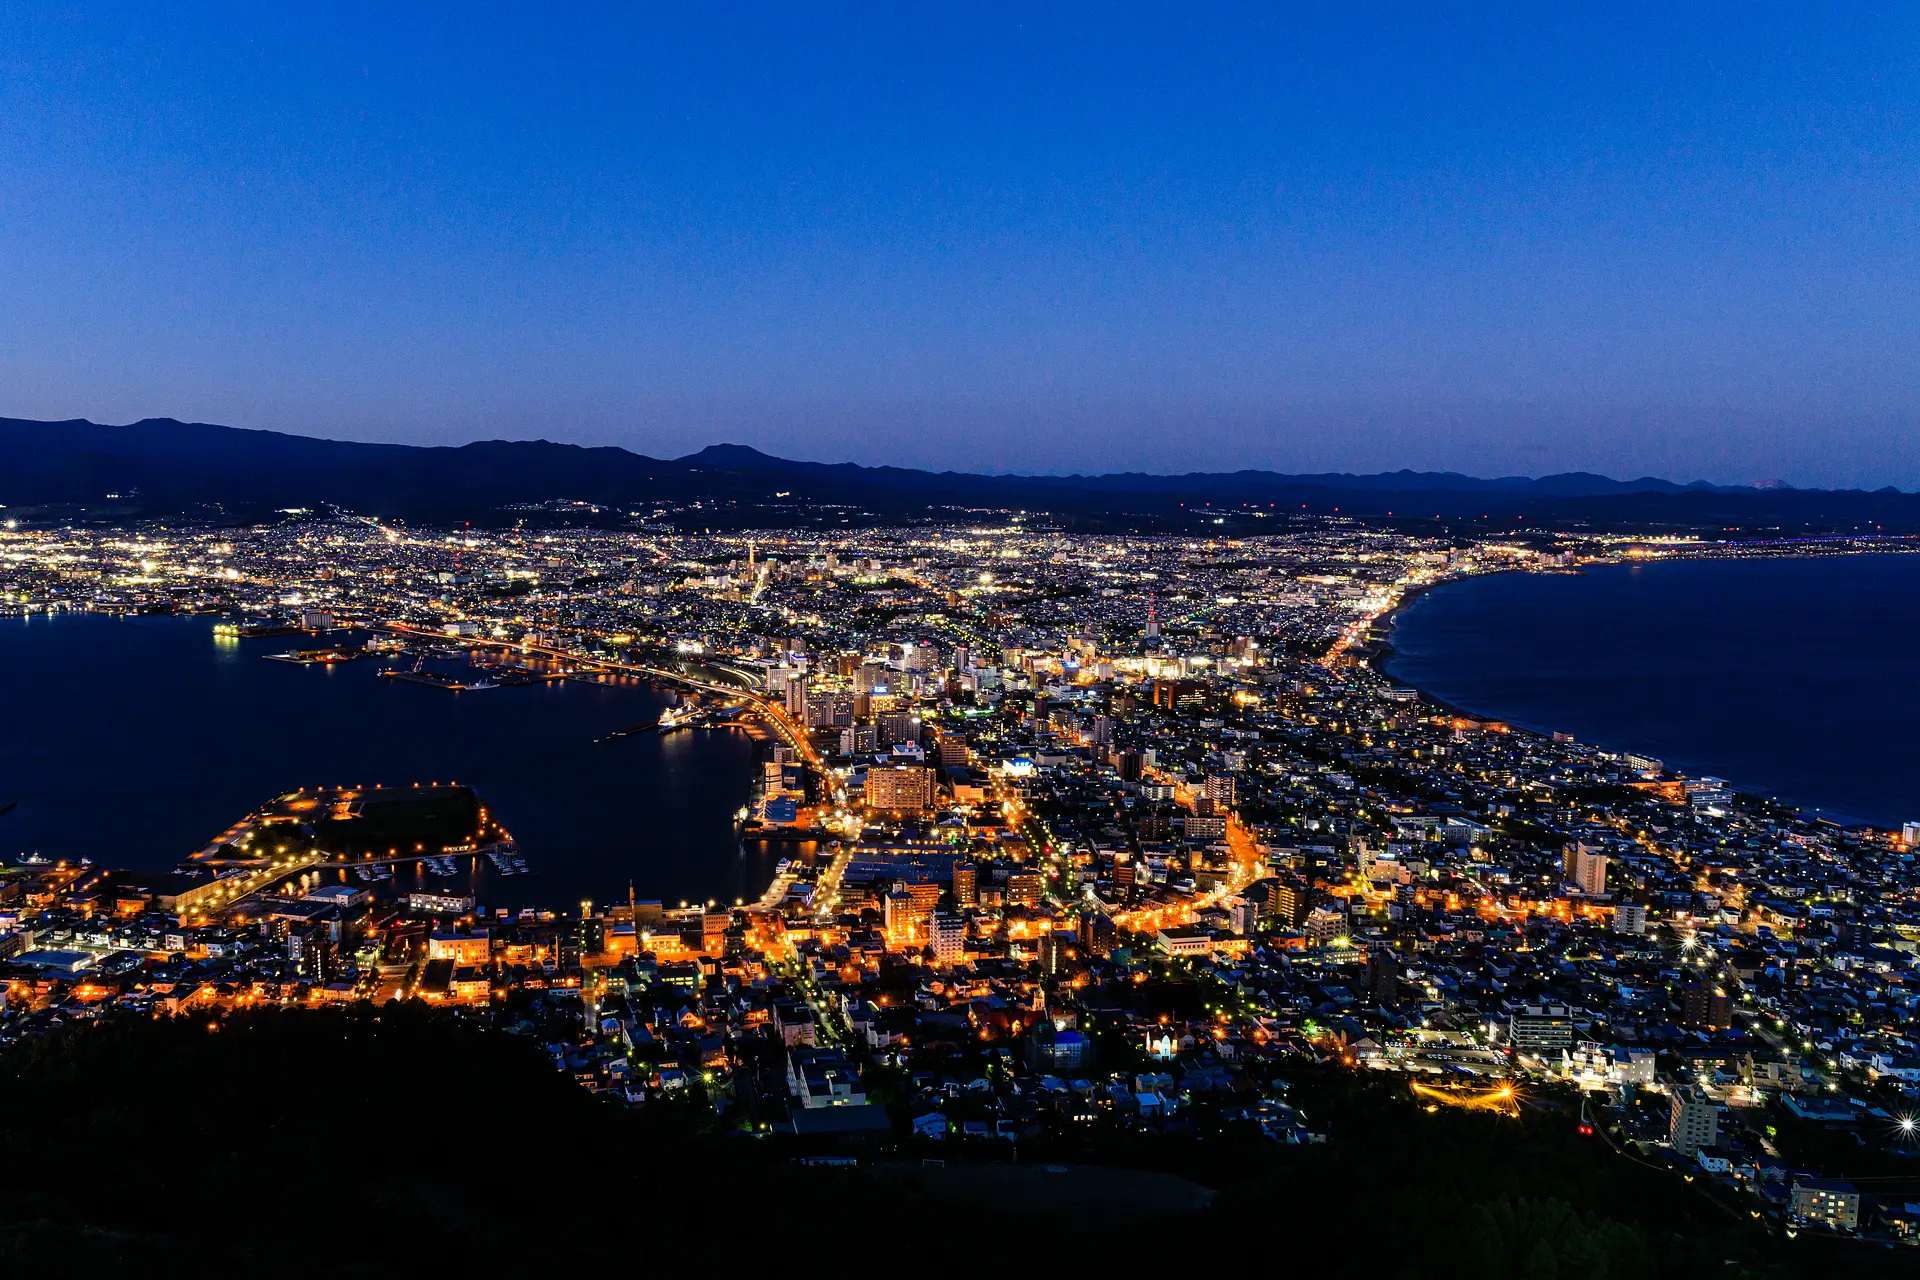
<box><xmin>1373</xmin><ymin>558</ymin><xmax>1916</xmax><ymax>826</ymax></box>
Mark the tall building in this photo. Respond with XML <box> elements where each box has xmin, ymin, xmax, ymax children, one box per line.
<box><xmin>876</xmin><ymin>709</ymin><xmax>921</xmax><ymax>747</ymax></box>
<box><xmin>1508</xmin><ymin>1004</ymin><xmax>1575</xmax><ymax>1056</ymax></box>
<box><xmin>883</xmin><ymin>890</ymin><xmax>920</xmax><ymax>941</ymax></box>
<box><xmin>784</xmin><ymin>674</ymin><xmax>808</xmax><ymax>716</ymax></box>
<box><xmin>1037</xmin><ymin>931</ymin><xmax>1074</xmax><ymax>975</ymax></box>
<box><xmin>1203</xmin><ymin>773</ymin><xmax>1237</xmax><ymax>808</ymax></box>
<box><xmin>1365</xmin><ymin>948</ymin><xmax>1400</xmax><ymax>1007</ymax></box>
<box><xmin>1669</xmin><ymin>1091</ymin><xmax>1719</xmax><ymax>1156</ymax></box>
<box><xmin>1682</xmin><ymin>984</ymin><xmax>1733</xmax><ymax>1030</ymax></box>
<box><xmin>1563</xmin><ymin>843</ymin><xmax>1608</xmax><ymax>896</ymax></box>
<box><xmin>1302</xmin><ymin>906</ymin><xmax>1345</xmax><ymax>946</ymax></box>
<box><xmin>1184</xmin><ymin>814</ymin><xmax>1228</xmax><ymax>843</ymax></box>
<box><xmin>930</xmin><ymin>912</ymin><xmax>966</xmax><ymax>966</ymax></box>
<box><xmin>951</xmin><ymin>862</ymin><xmax>977</xmax><ymax>906</ymax></box>
<box><xmin>1269</xmin><ymin>881</ymin><xmax>1307</xmax><ymax>928</ymax></box>
<box><xmin>1151</xmin><ymin>680</ymin><xmax>1205</xmax><ymax>710</ymax></box>
<box><xmin>866</xmin><ymin>764</ymin><xmax>935</xmax><ymax>814</ymax></box>
<box><xmin>1145</xmin><ymin>593</ymin><xmax>1161</xmax><ymax>641</ymax></box>
<box><xmin>1613</xmin><ymin>902</ymin><xmax>1647</xmax><ymax>935</ymax></box>
<box><xmin>840</xmin><ymin>724</ymin><xmax>880</xmax><ymax>755</ymax></box>
<box><xmin>1007</xmin><ymin>872</ymin><xmax>1043</xmax><ymax>908</ymax></box>
<box><xmin>1078</xmin><ymin>910</ymin><xmax>1115</xmax><ymax>956</ymax></box>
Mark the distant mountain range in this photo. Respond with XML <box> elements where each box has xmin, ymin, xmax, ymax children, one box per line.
<box><xmin>1</xmin><ymin>415</ymin><xmax>1914</xmax><ymax>534</ymax></box>
<box><xmin>682</xmin><ymin>441</ymin><xmax>1760</xmax><ymax>497</ymax></box>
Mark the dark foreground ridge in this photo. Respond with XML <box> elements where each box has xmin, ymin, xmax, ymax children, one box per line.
<box><xmin>4</xmin><ymin>415</ymin><xmax>1916</xmax><ymax>534</ymax></box>
<box><xmin>0</xmin><ymin>1006</ymin><xmax>1846</xmax><ymax>1279</ymax></box>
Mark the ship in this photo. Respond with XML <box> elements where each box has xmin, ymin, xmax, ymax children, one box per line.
<box><xmin>657</xmin><ymin>704</ymin><xmax>706</xmax><ymax>731</ymax></box>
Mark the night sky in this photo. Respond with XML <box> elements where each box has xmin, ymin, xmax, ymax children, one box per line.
<box><xmin>4</xmin><ymin>5</ymin><xmax>1918</xmax><ymax>485</ymax></box>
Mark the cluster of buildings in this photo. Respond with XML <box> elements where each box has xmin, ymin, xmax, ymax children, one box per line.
<box><xmin>5</xmin><ymin>514</ymin><xmax>1920</xmax><ymax>1244</ymax></box>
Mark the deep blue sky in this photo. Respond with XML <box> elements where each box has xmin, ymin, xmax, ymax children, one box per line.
<box><xmin>3</xmin><ymin>5</ymin><xmax>1918</xmax><ymax>484</ymax></box>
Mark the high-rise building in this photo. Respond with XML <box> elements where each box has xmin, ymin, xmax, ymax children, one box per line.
<box><xmin>1669</xmin><ymin>1091</ymin><xmax>1719</xmax><ymax>1156</ymax></box>
<box><xmin>1184</xmin><ymin>814</ymin><xmax>1228</xmax><ymax>843</ymax></box>
<box><xmin>1563</xmin><ymin>843</ymin><xmax>1608</xmax><ymax>896</ymax></box>
<box><xmin>866</xmin><ymin>764</ymin><xmax>935</xmax><ymax>814</ymax></box>
<box><xmin>1203</xmin><ymin>773</ymin><xmax>1237</xmax><ymax>808</ymax></box>
<box><xmin>930</xmin><ymin>912</ymin><xmax>966</xmax><ymax>966</ymax></box>
<box><xmin>784</xmin><ymin>674</ymin><xmax>808</xmax><ymax>716</ymax></box>
<box><xmin>840</xmin><ymin>724</ymin><xmax>880</xmax><ymax>756</ymax></box>
<box><xmin>884</xmin><ymin>891</ymin><xmax>920</xmax><ymax>941</ymax></box>
<box><xmin>1365</xmin><ymin>948</ymin><xmax>1400</xmax><ymax>1007</ymax></box>
<box><xmin>1007</xmin><ymin>872</ymin><xmax>1043</xmax><ymax>908</ymax></box>
<box><xmin>1078</xmin><ymin>910</ymin><xmax>1115</xmax><ymax>956</ymax></box>
<box><xmin>1037</xmin><ymin>931</ymin><xmax>1075</xmax><ymax>975</ymax></box>
<box><xmin>876</xmin><ymin>709</ymin><xmax>921</xmax><ymax>747</ymax></box>
<box><xmin>1151</xmin><ymin>680</ymin><xmax>1206</xmax><ymax>710</ymax></box>
<box><xmin>1144</xmin><ymin>593</ymin><xmax>1161</xmax><ymax>642</ymax></box>
<box><xmin>1269</xmin><ymin>881</ymin><xmax>1307</xmax><ymax>928</ymax></box>
<box><xmin>1302</xmin><ymin>906</ymin><xmax>1345</xmax><ymax>946</ymax></box>
<box><xmin>1508</xmin><ymin>1004</ymin><xmax>1575</xmax><ymax>1056</ymax></box>
<box><xmin>1613</xmin><ymin>902</ymin><xmax>1648</xmax><ymax>935</ymax></box>
<box><xmin>1682</xmin><ymin>984</ymin><xmax>1733</xmax><ymax>1030</ymax></box>
<box><xmin>951</xmin><ymin>862</ymin><xmax>977</xmax><ymax>907</ymax></box>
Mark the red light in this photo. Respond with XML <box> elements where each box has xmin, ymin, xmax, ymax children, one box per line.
<box><xmin>1578</xmin><ymin>1124</ymin><xmax>1593</xmax><ymax>1136</ymax></box>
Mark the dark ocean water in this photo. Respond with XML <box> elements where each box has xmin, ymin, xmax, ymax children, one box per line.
<box><xmin>1383</xmin><ymin>553</ymin><xmax>1920</xmax><ymax>827</ymax></box>
<box><xmin>0</xmin><ymin>614</ymin><xmax>774</xmax><ymax>908</ymax></box>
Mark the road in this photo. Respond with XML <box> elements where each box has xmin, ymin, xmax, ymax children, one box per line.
<box><xmin>379</xmin><ymin>622</ymin><xmax>829</xmax><ymax>774</ymax></box>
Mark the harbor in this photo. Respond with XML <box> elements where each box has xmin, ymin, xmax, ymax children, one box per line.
<box><xmin>0</xmin><ymin>613</ymin><xmax>768</xmax><ymax>908</ymax></box>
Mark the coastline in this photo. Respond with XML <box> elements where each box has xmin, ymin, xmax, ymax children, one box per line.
<box><xmin>0</xmin><ymin>613</ymin><xmax>770</xmax><ymax>904</ymax></box>
<box><xmin>1370</xmin><ymin>555</ymin><xmax>1920</xmax><ymax>828</ymax></box>
<box><xmin>1359</xmin><ymin>571</ymin><xmax>1529</xmax><ymax>724</ymax></box>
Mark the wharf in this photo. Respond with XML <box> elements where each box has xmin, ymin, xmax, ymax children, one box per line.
<box><xmin>378</xmin><ymin>670</ymin><xmax>468</xmax><ymax>691</ymax></box>
<box><xmin>266</xmin><ymin>648</ymin><xmax>368</xmax><ymax>665</ymax></box>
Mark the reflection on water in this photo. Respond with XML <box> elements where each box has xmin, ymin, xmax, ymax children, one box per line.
<box><xmin>0</xmin><ymin>614</ymin><xmax>772</xmax><ymax>907</ymax></box>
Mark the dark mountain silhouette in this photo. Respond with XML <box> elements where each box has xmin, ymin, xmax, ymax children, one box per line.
<box><xmin>1</xmin><ymin>416</ymin><xmax>1913</xmax><ymax>533</ymax></box>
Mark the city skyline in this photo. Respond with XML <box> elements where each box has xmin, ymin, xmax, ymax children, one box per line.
<box><xmin>5</xmin><ymin>7</ymin><xmax>1920</xmax><ymax>486</ymax></box>
<box><xmin>6</xmin><ymin>9</ymin><xmax>1919</xmax><ymax>1267</ymax></box>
